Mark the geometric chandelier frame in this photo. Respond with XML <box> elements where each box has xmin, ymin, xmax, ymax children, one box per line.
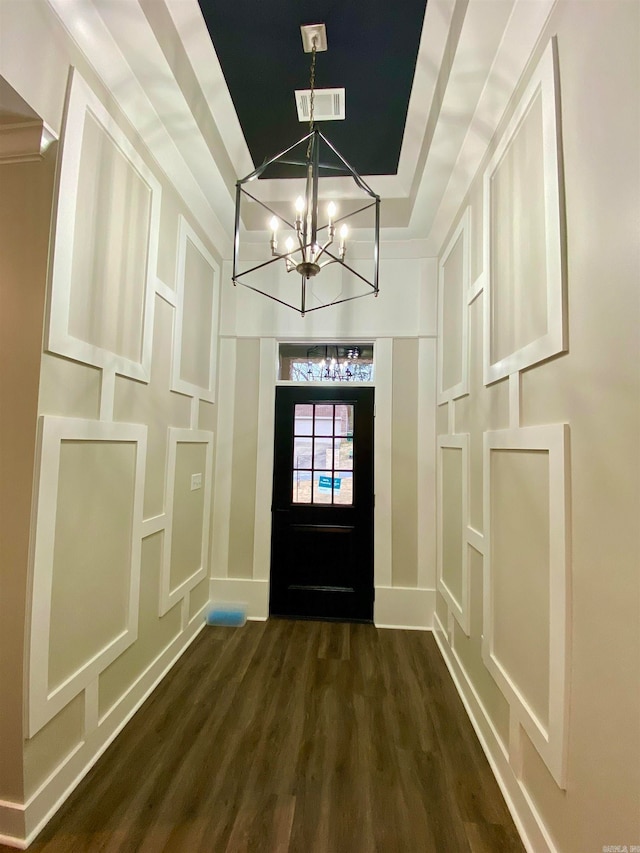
<box><xmin>232</xmin><ymin>126</ymin><xmax>380</xmax><ymax>317</ymax></box>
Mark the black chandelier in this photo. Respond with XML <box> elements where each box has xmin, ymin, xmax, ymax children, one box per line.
<box><xmin>232</xmin><ymin>25</ymin><xmax>380</xmax><ymax>317</ymax></box>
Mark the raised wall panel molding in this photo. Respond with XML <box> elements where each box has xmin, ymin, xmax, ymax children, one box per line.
<box><xmin>171</xmin><ymin>216</ymin><xmax>220</xmax><ymax>403</ymax></box>
<box><xmin>99</xmin><ymin>369</ymin><xmax>116</xmax><ymax>422</ymax></box>
<box><xmin>466</xmin><ymin>525</ymin><xmax>485</xmax><ymax>556</ymax></box>
<box><xmin>46</xmin><ymin>0</ymin><xmax>232</xmax><ymax>255</ymax></box>
<box><xmin>434</xmin><ymin>609</ymin><xmax>508</xmax><ymax>761</ymax></box>
<box><xmin>437</xmin><ymin>433</ymin><xmax>470</xmax><ymax>635</ymax></box>
<box><xmin>253</xmin><ymin>339</ymin><xmax>278</xmax><ymax>581</ymax></box>
<box><xmin>417</xmin><ymin>338</ymin><xmax>437</xmax><ymax>589</ymax></box>
<box><xmin>483</xmin><ymin>424</ymin><xmax>571</xmax><ymax>787</ymax></box>
<box><xmin>47</xmin><ymin>69</ymin><xmax>160</xmax><ymax>382</ymax></box>
<box><xmin>468</xmin><ymin>271</ymin><xmax>485</xmax><ymax>306</ymax></box>
<box><xmin>373</xmin><ymin>338</ymin><xmax>394</xmax><ymax>588</ymax></box>
<box><xmin>432</xmin><ymin>612</ymin><xmax>559</xmax><ymax>853</ymax></box>
<box><xmin>211</xmin><ymin>338</ymin><xmax>237</xmax><ymax>578</ymax></box>
<box><xmin>483</xmin><ymin>38</ymin><xmax>567</xmax><ymax>385</ymax></box>
<box><xmin>141</xmin><ymin>514</ymin><xmax>166</xmax><ymax>538</ymax></box>
<box><xmin>155</xmin><ymin>277</ymin><xmax>177</xmax><ymax>308</ymax></box>
<box><xmin>438</xmin><ymin>207</ymin><xmax>470</xmax><ymax>403</ymax></box>
<box><xmin>447</xmin><ymin>400</ymin><xmax>455</xmax><ymax>434</ymax></box>
<box><xmin>19</xmin><ymin>618</ymin><xmax>206</xmax><ymax>849</ymax></box>
<box><xmin>28</xmin><ymin>416</ymin><xmax>147</xmax><ymax>737</ymax></box>
<box><xmin>160</xmin><ymin>428</ymin><xmax>214</xmax><ymax>616</ymax></box>
<box><xmin>509</xmin><ymin>373</ymin><xmax>522</xmax><ymax>429</ymax></box>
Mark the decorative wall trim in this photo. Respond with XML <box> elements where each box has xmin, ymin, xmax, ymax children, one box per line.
<box><xmin>483</xmin><ymin>38</ymin><xmax>566</xmax><ymax>385</ymax></box>
<box><xmin>211</xmin><ymin>338</ymin><xmax>237</xmax><ymax>578</ymax></box>
<box><xmin>253</xmin><ymin>338</ymin><xmax>277</xmax><ymax>581</ymax></box>
<box><xmin>171</xmin><ymin>216</ymin><xmax>220</xmax><ymax>402</ymax></box>
<box><xmin>160</xmin><ymin>428</ymin><xmax>214</xmax><ymax>616</ymax></box>
<box><xmin>155</xmin><ymin>277</ymin><xmax>177</xmax><ymax>308</ymax></box>
<box><xmin>209</xmin><ymin>577</ymin><xmax>269</xmax><ymax>620</ymax></box>
<box><xmin>46</xmin><ymin>0</ymin><xmax>232</xmax><ymax>255</ymax></box>
<box><xmin>28</xmin><ymin>416</ymin><xmax>146</xmax><ymax>737</ymax></box>
<box><xmin>47</xmin><ymin>69</ymin><xmax>160</xmax><ymax>382</ymax></box>
<box><xmin>373</xmin><ymin>337</ymin><xmax>393</xmax><ymax>587</ymax></box>
<box><xmin>468</xmin><ymin>271</ymin><xmax>485</xmax><ymax>306</ymax></box>
<box><xmin>18</xmin><ymin>618</ymin><xmax>206</xmax><ymax>849</ymax></box>
<box><xmin>438</xmin><ymin>207</ymin><xmax>470</xmax><ymax>403</ymax></box>
<box><xmin>466</xmin><ymin>525</ymin><xmax>485</xmax><ymax>556</ymax></box>
<box><xmin>483</xmin><ymin>424</ymin><xmax>571</xmax><ymax>787</ymax></box>
<box><xmin>433</xmin><ymin>612</ymin><xmax>558</xmax><ymax>853</ymax></box>
<box><xmin>417</xmin><ymin>338</ymin><xmax>437</xmax><ymax>589</ymax></box>
<box><xmin>437</xmin><ymin>433</ymin><xmax>470</xmax><ymax>635</ymax></box>
<box><xmin>141</xmin><ymin>513</ymin><xmax>166</xmax><ymax>537</ymax></box>
<box><xmin>509</xmin><ymin>373</ymin><xmax>522</xmax><ymax>429</ymax></box>
<box><xmin>374</xmin><ymin>586</ymin><xmax>434</xmax><ymax>630</ymax></box>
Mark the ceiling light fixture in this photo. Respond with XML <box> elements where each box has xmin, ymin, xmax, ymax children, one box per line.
<box><xmin>232</xmin><ymin>23</ymin><xmax>380</xmax><ymax>317</ymax></box>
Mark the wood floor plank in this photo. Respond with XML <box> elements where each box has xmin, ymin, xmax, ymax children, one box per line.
<box><xmin>2</xmin><ymin>621</ymin><xmax>525</xmax><ymax>853</ymax></box>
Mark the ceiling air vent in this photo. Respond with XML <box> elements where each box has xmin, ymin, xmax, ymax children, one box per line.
<box><xmin>295</xmin><ymin>88</ymin><xmax>345</xmax><ymax>122</ymax></box>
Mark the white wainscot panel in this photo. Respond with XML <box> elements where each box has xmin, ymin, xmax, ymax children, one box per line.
<box><xmin>437</xmin><ymin>433</ymin><xmax>470</xmax><ymax>634</ymax></box>
<box><xmin>483</xmin><ymin>39</ymin><xmax>566</xmax><ymax>384</ymax></box>
<box><xmin>483</xmin><ymin>423</ymin><xmax>571</xmax><ymax>787</ymax></box>
<box><xmin>160</xmin><ymin>428</ymin><xmax>214</xmax><ymax>615</ymax></box>
<box><xmin>438</xmin><ymin>207</ymin><xmax>470</xmax><ymax>404</ymax></box>
<box><xmin>47</xmin><ymin>69</ymin><xmax>160</xmax><ymax>381</ymax></box>
<box><xmin>28</xmin><ymin>417</ymin><xmax>146</xmax><ymax>736</ymax></box>
<box><xmin>171</xmin><ymin>216</ymin><xmax>220</xmax><ymax>402</ymax></box>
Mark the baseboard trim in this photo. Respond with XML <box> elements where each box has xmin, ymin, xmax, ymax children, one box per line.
<box><xmin>432</xmin><ymin>612</ymin><xmax>557</xmax><ymax>853</ymax></box>
<box><xmin>0</xmin><ymin>800</ymin><xmax>27</xmax><ymax>849</ymax></box>
<box><xmin>9</xmin><ymin>617</ymin><xmax>207</xmax><ymax>848</ymax></box>
<box><xmin>374</xmin><ymin>586</ymin><xmax>435</xmax><ymax>630</ymax></box>
<box><xmin>207</xmin><ymin>580</ymin><xmax>436</xmax><ymax>630</ymax></box>
<box><xmin>209</xmin><ymin>577</ymin><xmax>269</xmax><ymax>620</ymax></box>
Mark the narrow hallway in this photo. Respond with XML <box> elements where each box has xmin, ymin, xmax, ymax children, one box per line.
<box><xmin>5</xmin><ymin>620</ymin><xmax>523</xmax><ymax>852</ymax></box>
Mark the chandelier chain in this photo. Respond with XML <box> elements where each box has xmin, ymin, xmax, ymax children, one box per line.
<box><xmin>306</xmin><ymin>37</ymin><xmax>317</xmax><ymax>160</ymax></box>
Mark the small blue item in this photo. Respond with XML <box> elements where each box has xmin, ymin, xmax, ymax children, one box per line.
<box><xmin>206</xmin><ymin>602</ymin><xmax>247</xmax><ymax>627</ymax></box>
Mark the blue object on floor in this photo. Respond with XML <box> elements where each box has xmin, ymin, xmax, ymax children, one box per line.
<box><xmin>206</xmin><ymin>603</ymin><xmax>247</xmax><ymax>627</ymax></box>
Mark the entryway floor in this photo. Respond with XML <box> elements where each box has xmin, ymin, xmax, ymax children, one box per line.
<box><xmin>7</xmin><ymin>619</ymin><xmax>525</xmax><ymax>852</ymax></box>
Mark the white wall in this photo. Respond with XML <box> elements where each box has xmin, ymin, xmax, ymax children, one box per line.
<box><xmin>212</xmin><ymin>243</ymin><xmax>439</xmax><ymax>629</ymax></box>
<box><xmin>0</xmin><ymin>1</ymin><xmax>225</xmax><ymax>846</ymax></box>
<box><xmin>433</xmin><ymin>3</ymin><xmax>640</xmax><ymax>851</ymax></box>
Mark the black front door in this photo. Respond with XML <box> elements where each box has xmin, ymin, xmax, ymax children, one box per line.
<box><xmin>269</xmin><ymin>385</ymin><xmax>374</xmax><ymax>622</ymax></box>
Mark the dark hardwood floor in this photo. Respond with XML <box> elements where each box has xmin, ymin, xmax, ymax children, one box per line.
<box><xmin>6</xmin><ymin>620</ymin><xmax>525</xmax><ymax>852</ymax></box>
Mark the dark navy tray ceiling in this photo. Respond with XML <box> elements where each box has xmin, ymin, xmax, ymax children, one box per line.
<box><xmin>197</xmin><ymin>0</ymin><xmax>428</xmax><ymax>179</ymax></box>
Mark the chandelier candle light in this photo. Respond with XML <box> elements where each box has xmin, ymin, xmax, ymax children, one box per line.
<box><xmin>232</xmin><ymin>23</ymin><xmax>381</xmax><ymax>316</ymax></box>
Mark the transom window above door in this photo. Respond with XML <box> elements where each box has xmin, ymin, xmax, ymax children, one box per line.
<box><xmin>292</xmin><ymin>403</ymin><xmax>354</xmax><ymax>505</ymax></box>
<box><xmin>279</xmin><ymin>343</ymin><xmax>374</xmax><ymax>383</ymax></box>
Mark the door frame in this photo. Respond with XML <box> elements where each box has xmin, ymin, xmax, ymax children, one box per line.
<box><xmin>214</xmin><ymin>337</ymin><xmax>396</xmax><ymax>618</ymax></box>
<box><xmin>269</xmin><ymin>385</ymin><xmax>375</xmax><ymax>621</ymax></box>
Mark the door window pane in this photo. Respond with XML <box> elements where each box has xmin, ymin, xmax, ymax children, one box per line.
<box><xmin>292</xmin><ymin>470</ymin><xmax>311</xmax><ymax>503</ymax></box>
<box><xmin>334</xmin><ymin>472</ymin><xmax>353</xmax><ymax>505</ymax></box>
<box><xmin>334</xmin><ymin>438</ymin><xmax>353</xmax><ymax>471</ymax></box>
<box><xmin>314</xmin><ymin>436</ymin><xmax>333</xmax><ymax>468</ymax></box>
<box><xmin>314</xmin><ymin>405</ymin><xmax>334</xmax><ymax>435</ymax></box>
<box><xmin>313</xmin><ymin>471</ymin><xmax>333</xmax><ymax>504</ymax></box>
<box><xmin>294</xmin><ymin>404</ymin><xmax>313</xmax><ymax>435</ymax></box>
<box><xmin>291</xmin><ymin>402</ymin><xmax>354</xmax><ymax>506</ymax></box>
<box><xmin>334</xmin><ymin>405</ymin><xmax>354</xmax><ymax>437</ymax></box>
<box><xmin>293</xmin><ymin>437</ymin><xmax>312</xmax><ymax>469</ymax></box>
